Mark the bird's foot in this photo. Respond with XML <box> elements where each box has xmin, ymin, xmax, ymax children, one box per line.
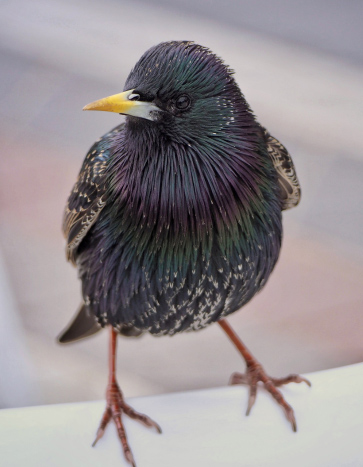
<box><xmin>92</xmin><ymin>381</ymin><xmax>162</xmax><ymax>466</ymax></box>
<box><xmin>229</xmin><ymin>363</ymin><xmax>311</xmax><ymax>432</ymax></box>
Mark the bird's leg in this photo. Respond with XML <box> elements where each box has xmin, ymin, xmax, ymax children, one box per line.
<box><xmin>218</xmin><ymin>318</ymin><xmax>310</xmax><ymax>432</ymax></box>
<box><xmin>92</xmin><ymin>327</ymin><xmax>161</xmax><ymax>466</ymax></box>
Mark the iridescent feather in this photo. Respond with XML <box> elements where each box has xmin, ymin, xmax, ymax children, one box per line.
<box><xmin>60</xmin><ymin>42</ymin><xmax>298</xmax><ymax>341</ymax></box>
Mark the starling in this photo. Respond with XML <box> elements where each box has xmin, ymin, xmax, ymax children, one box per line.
<box><xmin>59</xmin><ymin>41</ymin><xmax>310</xmax><ymax>466</ymax></box>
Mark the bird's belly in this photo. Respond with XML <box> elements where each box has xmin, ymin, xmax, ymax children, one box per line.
<box><xmin>139</xmin><ymin>252</ymin><xmax>267</xmax><ymax>335</ymax></box>
<box><xmin>79</xmin><ymin>227</ymin><xmax>281</xmax><ymax>336</ymax></box>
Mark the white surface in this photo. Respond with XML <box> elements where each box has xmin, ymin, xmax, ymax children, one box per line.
<box><xmin>1</xmin><ymin>363</ymin><xmax>363</xmax><ymax>467</ymax></box>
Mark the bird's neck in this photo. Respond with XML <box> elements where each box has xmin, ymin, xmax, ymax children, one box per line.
<box><xmin>107</xmin><ymin>120</ymin><xmax>280</xmax><ymax>257</ymax></box>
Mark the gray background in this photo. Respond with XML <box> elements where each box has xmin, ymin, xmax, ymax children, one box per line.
<box><xmin>0</xmin><ymin>0</ymin><xmax>362</xmax><ymax>408</ymax></box>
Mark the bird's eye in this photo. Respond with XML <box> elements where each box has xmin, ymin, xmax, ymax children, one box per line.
<box><xmin>175</xmin><ymin>94</ymin><xmax>191</xmax><ymax>110</ymax></box>
<box><xmin>128</xmin><ymin>93</ymin><xmax>140</xmax><ymax>101</ymax></box>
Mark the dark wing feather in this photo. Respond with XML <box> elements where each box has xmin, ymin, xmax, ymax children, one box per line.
<box><xmin>63</xmin><ymin>124</ymin><xmax>123</xmax><ymax>264</ymax></box>
<box><xmin>263</xmin><ymin>128</ymin><xmax>301</xmax><ymax>210</ymax></box>
<box><xmin>60</xmin><ymin>123</ymin><xmax>145</xmax><ymax>342</ymax></box>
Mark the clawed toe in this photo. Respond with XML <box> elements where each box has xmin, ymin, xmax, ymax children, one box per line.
<box><xmin>229</xmin><ymin>364</ymin><xmax>310</xmax><ymax>432</ymax></box>
<box><xmin>218</xmin><ymin>320</ymin><xmax>310</xmax><ymax>434</ymax></box>
<box><xmin>93</xmin><ymin>382</ymin><xmax>161</xmax><ymax>466</ymax></box>
<box><xmin>271</xmin><ymin>374</ymin><xmax>311</xmax><ymax>387</ymax></box>
<box><xmin>122</xmin><ymin>401</ymin><xmax>162</xmax><ymax>434</ymax></box>
<box><xmin>229</xmin><ymin>372</ymin><xmax>249</xmax><ymax>385</ymax></box>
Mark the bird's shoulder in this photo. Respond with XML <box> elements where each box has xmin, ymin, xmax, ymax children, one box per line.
<box><xmin>63</xmin><ymin>123</ymin><xmax>124</xmax><ymax>263</ymax></box>
<box><xmin>262</xmin><ymin>127</ymin><xmax>301</xmax><ymax>210</ymax></box>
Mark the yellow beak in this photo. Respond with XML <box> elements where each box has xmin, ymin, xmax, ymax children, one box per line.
<box><xmin>83</xmin><ymin>89</ymin><xmax>160</xmax><ymax>121</ymax></box>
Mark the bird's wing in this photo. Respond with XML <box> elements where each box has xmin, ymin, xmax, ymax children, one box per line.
<box><xmin>63</xmin><ymin>124</ymin><xmax>123</xmax><ymax>264</ymax></box>
<box><xmin>263</xmin><ymin>128</ymin><xmax>301</xmax><ymax>210</ymax></box>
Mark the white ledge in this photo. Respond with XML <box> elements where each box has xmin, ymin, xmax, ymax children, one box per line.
<box><xmin>1</xmin><ymin>363</ymin><xmax>363</xmax><ymax>467</ymax></box>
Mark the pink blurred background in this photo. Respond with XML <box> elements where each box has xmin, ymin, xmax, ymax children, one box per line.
<box><xmin>0</xmin><ymin>0</ymin><xmax>362</xmax><ymax>408</ymax></box>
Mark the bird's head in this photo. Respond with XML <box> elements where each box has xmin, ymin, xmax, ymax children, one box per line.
<box><xmin>84</xmin><ymin>41</ymin><xmax>253</xmax><ymax>144</ymax></box>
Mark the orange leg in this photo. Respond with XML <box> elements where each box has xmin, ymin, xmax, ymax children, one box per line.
<box><xmin>92</xmin><ymin>327</ymin><xmax>161</xmax><ymax>466</ymax></box>
<box><xmin>218</xmin><ymin>319</ymin><xmax>311</xmax><ymax>431</ymax></box>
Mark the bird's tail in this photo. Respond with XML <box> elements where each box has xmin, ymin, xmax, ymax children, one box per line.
<box><xmin>57</xmin><ymin>304</ymin><xmax>144</xmax><ymax>343</ymax></box>
<box><xmin>57</xmin><ymin>304</ymin><xmax>101</xmax><ymax>344</ymax></box>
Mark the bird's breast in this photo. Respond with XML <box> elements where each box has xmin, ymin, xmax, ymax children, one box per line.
<box><xmin>78</xmin><ymin>142</ymin><xmax>282</xmax><ymax>334</ymax></box>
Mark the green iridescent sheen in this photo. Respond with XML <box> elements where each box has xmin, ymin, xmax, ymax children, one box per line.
<box><xmin>72</xmin><ymin>41</ymin><xmax>283</xmax><ymax>335</ymax></box>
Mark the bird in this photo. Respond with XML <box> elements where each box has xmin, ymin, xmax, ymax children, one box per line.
<box><xmin>58</xmin><ymin>40</ymin><xmax>310</xmax><ymax>466</ymax></box>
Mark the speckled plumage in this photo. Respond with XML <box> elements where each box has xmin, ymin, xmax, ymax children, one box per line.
<box><xmin>62</xmin><ymin>41</ymin><xmax>300</xmax><ymax>338</ymax></box>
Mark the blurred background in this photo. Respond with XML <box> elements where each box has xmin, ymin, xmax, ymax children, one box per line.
<box><xmin>0</xmin><ymin>0</ymin><xmax>362</xmax><ymax>408</ymax></box>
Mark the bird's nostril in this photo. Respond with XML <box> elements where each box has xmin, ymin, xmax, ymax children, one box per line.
<box><xmin>128</xmin><ymin>93</ymin><xmax>140</xmax><ymax>101</ymax></box>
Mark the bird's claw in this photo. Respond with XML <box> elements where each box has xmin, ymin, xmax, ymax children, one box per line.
<box><xmin>229</xmin><ymin>364</ymin><xmax>310</xmax><ymax>432</ymax></box>
<box><xmin>270</xmin><ymin>373</ymin><xmax>311</xmax><ymax>388</ymax></box>
<box><xmin>93</xmin><ymin>382</ymin><xmax>161</xmax><ymax>466</ymax></box>
<box><xmin>122</xmin><ymin>400</ymin><xmax>162</xmax><ymax>434</ymax></box>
